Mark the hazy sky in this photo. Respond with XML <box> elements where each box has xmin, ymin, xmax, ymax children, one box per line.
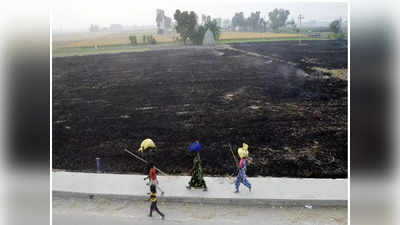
<box><xmin>53</xmin><ymin>0</ymin><xmax>348</xmax><ymax>32</ymax></box>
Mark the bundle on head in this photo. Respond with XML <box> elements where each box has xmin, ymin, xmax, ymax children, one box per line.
<box><xmin>189</xmin><ymin>141</ymin><xmax>202</xmax><ymax>153</ymax></box>
<box><xmin>138</xmin><ymin>138</ymin><xmax>156</xmax><ymax>152</ymax></box>
<box><xmin>238</xmin><ymin>143</ymin><xmax>249</xmax><ymax>159</ymax></box>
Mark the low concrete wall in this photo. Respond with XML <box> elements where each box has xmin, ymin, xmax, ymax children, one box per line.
<box><xmin>52</xmin><ymin>172</ymin><xmax>348</xmax><ymax>206</ymax></box>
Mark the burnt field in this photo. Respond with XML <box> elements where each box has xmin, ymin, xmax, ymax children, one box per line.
<box><xmin>53</xmin><ymin>40</ymin><xmax>348</xmax><ymax>178</ymax></box>
<box><xmin>231</xmin><ymin>40</ymin><xmax>348</xmax><ymax>74</ymax></box>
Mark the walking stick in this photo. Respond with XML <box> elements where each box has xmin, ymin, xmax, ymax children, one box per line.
<box><xmin>228</xmin><ymin>143</ymin><xmax>239</xmax><ymax>169</ymax></box>
<box><xmin>124</xmin><ymin>148</ymin><xmax>168</xmax><ymax>176</ymax></box>
<box><xmin>225</xmin><ymin>144</ymin><xmax>240</xmax><ymax>184</ymax></box>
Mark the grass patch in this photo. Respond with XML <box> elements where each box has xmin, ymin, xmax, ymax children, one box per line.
<box><xmin>53</xmin><ymin>45</ymin><xmax>150</xmax><ymax>57</ymax></box>
<box><xmin>312</xmin><ymin>67</ymin><xmax>348</xmax><ymax>80</ymax></box>
<box><xmin>217</xmin><ymin>37</ymin><xmax>329</xmax><ymax>44</ymax></box>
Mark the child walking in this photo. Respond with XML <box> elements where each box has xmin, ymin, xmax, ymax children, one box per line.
<box><xmin>234</xmin><ymin>157</ymin><xmax>252</xmax><ymax>193</ymax></box>
<box><xmin>147</xmin><ymin>184</ymin><xmax>165</xmax><ymax>219</ymax></box>
<box><xmin>144</xmin><ymin>162</ymin><xmax>165</xmax><ymax>195</ymax></box>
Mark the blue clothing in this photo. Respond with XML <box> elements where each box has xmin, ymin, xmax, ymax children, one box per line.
<box><xmin>235</xmin><ymin>160</ymin><xmax>251</xmax><ymax>191</ymax></box>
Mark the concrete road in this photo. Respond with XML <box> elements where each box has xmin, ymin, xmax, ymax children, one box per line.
<box><xmin>53</xmin><ymin>196</ymin><xmax>347</xmax><ymax>225</ymax></box>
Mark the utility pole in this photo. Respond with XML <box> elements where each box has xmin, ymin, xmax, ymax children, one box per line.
<box><xmin>298</xmin><ymin>14</ymin><xmax>304</xmax><ymax>45</ymax></box>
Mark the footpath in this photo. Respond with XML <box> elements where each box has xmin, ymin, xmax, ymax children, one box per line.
<box><xmin>52</xmin><ymin>171</ymin><xmax>347</xmax><ymax>206</ymax></box>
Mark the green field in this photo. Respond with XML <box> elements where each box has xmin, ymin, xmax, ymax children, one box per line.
<box><xmin>53</xmin><ymin>46</ymin><xmax>150</xmax><ymax>57</ymax></box>
<box><xmin>217</xmin><ymin>37</ymin><xmax>328</xmax><ymax>44</ymax></box>
<box><xmin>53</xmin><ymin>31</ymin><xmax>339</xmax><ymax>57</ymax></box>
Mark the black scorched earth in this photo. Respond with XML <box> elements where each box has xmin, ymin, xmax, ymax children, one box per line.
<box><xmin>53</xmin><ymin>40</ymin><xmax>347</xmax><ymax>178</ymax></box>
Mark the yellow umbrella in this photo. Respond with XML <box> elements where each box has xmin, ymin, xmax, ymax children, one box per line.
<box><xmin>238</xmin><ymin>143</ymin><xmax>249</xmax><ymax>158</ymax></box>
<box><xmin>138</xmin><ymin>138</ymin><xmax>156</xmax><ymax>152</ymax></box>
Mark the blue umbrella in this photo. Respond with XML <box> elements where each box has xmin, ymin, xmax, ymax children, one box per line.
<box><xmin>189</xmin><ymin>141</ymin><xmax>202</xmax><ymax>152</ymax></box>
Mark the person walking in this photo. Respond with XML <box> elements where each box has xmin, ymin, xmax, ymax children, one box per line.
<box><xmin>186</xmin><ymin>141</ymin><xmax>207</xmax><ymax>191</ymax></box>
<box><xmin>147</xmin><ymin>184</ymin><xmax>165</xmax><ymax>219</ymax></box>
<box><xmin>234</xmin><ymin>157</ymin><xmax>251</xmax><ymax>193</ymax></box>
<box><xmin>144</xmin><ymin>162</ymin><xmax>165</xmax><ymax>195</ymax></box>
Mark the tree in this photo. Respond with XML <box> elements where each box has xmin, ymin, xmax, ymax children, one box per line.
<box><xmin>232</xmin><ymin>11</ymin><xmax>267</xmax><ymax>32</ymax></box>
<box><xmin>232</xmin><ymin>12</ymin><xmax>245</xmax><ymax>31</ymax></box>
<box><xmin>156</xmin><ymin>9</ymin><xmax>165</xmax><ymax>33</ymax></box>
<box><xmin>247</xmin><ymin>11</ymin><xmax>262</xmax><ymax>32</ymax></box>
<box><xmin>174</xmin><ymin>10</ymin><xmax>198</xmax><ymax>44</ymax></box>
<box><xmin>156</xmin><ymin>9</ymin><xmax>173</xmax><ymax>34</ymax></box>
<box><xmin>164</xmin><ymin>16</ymin><xmax>172</xmax><ymax>30</ymax></box>
<box><xmin>286</xmin><ymin>19</ymin><xmax>297</xmax><ymax>32</ymax></box>
<box><xmin>330</xmin><ymin>19</ymin><xmax>345</xmax><ymax>40</ymax></box>
<box><xmin>268</xmin><ymin>8</ymin><xmax>290</xmax><ymax>32</ymax></box>
<box><xmin>206</xmin><ymin>15</ymin><xmax>211</xmax><ymax>24</ymax></box>
<box><xmin>190</xmin><ymin>19</ymin><xmax>221</xmax><ymax>45</ymax></box>
<box><xmin>330</xmin><ymin>19</ymin><xmax>342</xmax><ymax>34</ymax></box>
<box><xmin>201</xmin><ymin>14</ymin><xmax>207</xmax><ymax>25</ymax></box>
<box><xmin>260</xmin><ymin>18</ymin><xmax>268</xmax><ymax>32</ymax></box>
<box><xmin>203</xmin><ymin>19</ymin><xmax>221</xmax><ymax>40</ymax></box>
<box><xmin>190</xmin><ymin>25</ymin><xmax>206</xmax><ymax>45</ymax></box>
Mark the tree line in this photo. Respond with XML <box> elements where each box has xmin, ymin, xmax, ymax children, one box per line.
<box><xmin>156</xmin><ymin>9</ymin><xmax>173</xmax><ymax>34</ymax></box>
<box><xmin>127</xmin><ymin>8</ymin><xmax>346</xmax><ymax>46</ymax></box>
<box><xmin>155</xmin><ymin>8</ymin><xmax>294</xmax><ymax>44</ymax></box>
<box><xmin>174</xmin><ymin>10</ymin><xmax>220</xmax><ymax>44</ymax></box>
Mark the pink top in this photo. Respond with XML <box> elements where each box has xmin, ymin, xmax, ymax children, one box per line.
<box><xmin>239</xmin><ymin>158</ymin><xmax>246</xmax><ymax>168</ymax></box>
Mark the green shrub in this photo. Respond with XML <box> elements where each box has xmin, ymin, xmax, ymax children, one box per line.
<box><xmin>336</xmin><ymin>32</ymin><xmax>346</xmax><ymax>40</ymax></box>
<box><xmin>190</xmin><ymin>26</ymin><xmax>206</xmax><ymax>45</ymax></box>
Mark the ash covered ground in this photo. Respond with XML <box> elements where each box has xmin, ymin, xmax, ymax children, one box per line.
<box><xmin>53</xmin><ymin>40</ymin><xmax>347</xmax><ymax>178</ymax></box>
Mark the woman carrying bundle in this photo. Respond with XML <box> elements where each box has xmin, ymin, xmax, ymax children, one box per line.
<box><xmin>186</xmin><ymin>140</ymin><xmax>208</xmax><ymax>191</ymax></box>
<box><xmin>234</xmin><ymin>143</ymin><xmax>252</xmax><ymax>193</ymax></box>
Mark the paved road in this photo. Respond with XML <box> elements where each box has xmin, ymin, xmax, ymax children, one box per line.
<box><xmin>53</xmin><ymin>196</ymin><xmax>347</xmax><ymax>225</ymax></box>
